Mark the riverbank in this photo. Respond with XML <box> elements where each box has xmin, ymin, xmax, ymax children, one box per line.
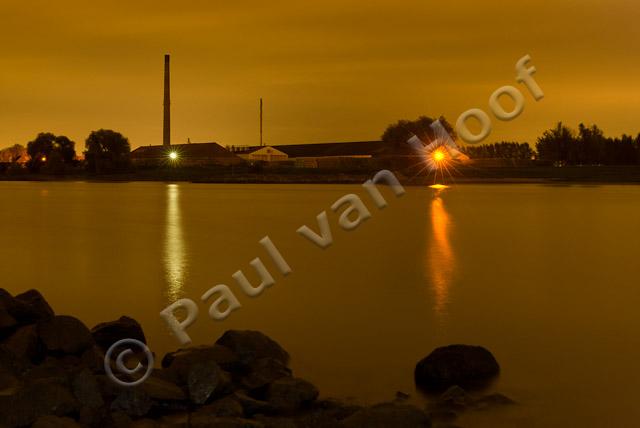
<box><xmin>4</xmin><ymin>165</ymin><xmax>640</xmax><ymax>185</ymax></box>
<box><xmin>0</xmin><ymin>289</ymin><xmax>514</xmax><ymax>427</ymax></box>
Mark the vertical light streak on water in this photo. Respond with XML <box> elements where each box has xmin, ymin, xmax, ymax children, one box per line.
<box><xmin>428</xmin><ymin>190</ymin><xmax>455</xmax><ymax>319</ymax></box>
<box><xmin>164</xmin><ymin>184</ymin><xmax>186</xmax><ymax>301</ymax></box>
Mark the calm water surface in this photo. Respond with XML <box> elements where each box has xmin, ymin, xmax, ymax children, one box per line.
<box><xmin>2</xmin><ymin>181</ymin><xmax>640</xmax><ymax>427</ymax></box>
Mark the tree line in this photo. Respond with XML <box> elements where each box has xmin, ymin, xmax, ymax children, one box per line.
<box><xmin>536</xmin><ymin>123</ymin><xmax>640</xmax><ymax>165</ymax></box>
<box><xmin>461</xmin><ymin>142</ymin><xmax>533</xmax><ymax>160</ymax></box>
<box><xmin>0</xmin><ymin>129</ymin><xmax>131</xmax><ymax>174</ymax></box>
<box><xmin>381</xmin><ymin>116</ymin><xmax>640</xmax><ymax>165</ymax></box>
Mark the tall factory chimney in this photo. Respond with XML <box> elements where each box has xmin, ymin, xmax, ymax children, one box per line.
<box><xmin>259</xmin><ymin>98</ymin><xmax>263</xmax><ymax>147</ymax></box>
<box><xmin>163</xmin><ymin>54</ymin><xmax>171</xmax><ymax>147</ymax></box>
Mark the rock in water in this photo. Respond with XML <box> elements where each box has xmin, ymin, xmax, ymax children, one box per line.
<box><xmin>91</xmin><ymin>316</ymin><xmax>146</xmax><ymax>353</ymax></box>
<box><xmin>38</xmin><ymin>316</ymin><xmax>94</xmax><ymax>355</ymax></box>
<box><xmin>342</xmin><ymin>402</ymin><xmax>431</xmax><ymax>428</ymax></box>
<box><xmin>415</xmin><ymin>345</ymin><xmax>500</xmax><ymax>391</ymax></box>
<box><xmin>473</xmin><ymin>393</ymin><xmax>516</xmax><ymax>410</ymax></box>
<box><xmin>436</xmin><ymin>385</ymin><xmax>473</xmax><ymax>411</ymax></box>
<box><xmin>215</xmin><ymin>330</ymin><xmax>289</xmax><ymax>366</ymax></box>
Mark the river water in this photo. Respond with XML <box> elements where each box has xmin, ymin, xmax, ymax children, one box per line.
<box><xmin>2</xmin><ymin>181</ymin><xmax>640</xmax><ymax>427</ymax></box>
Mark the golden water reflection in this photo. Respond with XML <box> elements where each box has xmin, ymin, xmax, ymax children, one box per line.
<box><xmin>164</xmin><ymin>184</ymin><xmax>186</xmax><ymax>301</ymax></box>
<box><xmin>428</xmin><ymin>188</ymin><xmax>455</xmax><ymax>318</ymax></box>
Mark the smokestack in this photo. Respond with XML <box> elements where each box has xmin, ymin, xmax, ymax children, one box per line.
<box><xmin>259</xmin><ymin>98</ymin><xmax>263</xmax><ymax>147</ymax></box>
<box><xmin>163</xmin><ymin>54</ymin><xmax>171</xmax><ymax>147</ymax></box>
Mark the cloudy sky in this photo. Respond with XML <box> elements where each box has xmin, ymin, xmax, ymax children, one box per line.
<box><xmin>1</xmin><ymin>0</ymin><xmax>638</xmax><ymax>150</ymax></box>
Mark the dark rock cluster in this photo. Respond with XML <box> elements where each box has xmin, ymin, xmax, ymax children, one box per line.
<box><xmin>1</xmin><ymin>289</ymin><xmax>514</xmax><ymax>428</ymax></box>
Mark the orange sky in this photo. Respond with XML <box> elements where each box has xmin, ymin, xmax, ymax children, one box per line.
<box><xmin>1</xmin><ymin>0</ymin><xmax>639</xmax><ymax>150</ymax></box>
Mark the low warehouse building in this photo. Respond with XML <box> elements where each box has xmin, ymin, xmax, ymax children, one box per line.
<box><xmin>230</xmin><ymin>141</ymin><xmax>390</xmax><ymax>167</ymax></box>
<box><xmin>131</xmin><ymin>142</ymin><xmax>243</xmax><ymax>166</ymax></box>
<box><xmin>233</xmin><ymin>146</ymin><xmax>289</xmax><ymax>162</ymax></box>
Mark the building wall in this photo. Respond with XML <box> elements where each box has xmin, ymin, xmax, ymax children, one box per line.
<box><xmin>238</xmin><ymin>146</ymin><xmax>289</xmax><ymax>162</ymax></box>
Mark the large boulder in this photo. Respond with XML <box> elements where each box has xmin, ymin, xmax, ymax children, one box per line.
<box><xmin>233</xmin><ymin>391</ymin><xmax>273</xmax><ymax>417</ymax></box>
<box><xmin>0</xmin><ymin>345</ymin><xmax>31</xmax><ymax>378</ymax></box>
<box><xmin>91</xmin><ymin>316</ymin><xmax>146</xmax><ymax>353</ymax></box>
<box><xmin>0</xmin><ymin>304</ymin><xmax>18</xmax><ymax>337</ymax></box>
<box><xmin>414</xmin><ymin>345</ymin><xmax>500</xmax><ymax>391</ymax></box>
<box><xmin>265</xmin><ymin>377</ymin><xmax>319</xmax><ymax>413</ymax></box>
<box><xmin>110</xmin><ymin>387</ymin><xmax>153</xmax><ymax>418</ymax></box>
<box><xmin>21</xmin><ymin>356</ymin><xmax>77</xmax><ymax>384</ymax></box>
<box><xmin>72</xmin><ymin>369</ymin><xmax>105</xmax><ymax>410</ymax></box>
<box><xmin>162</xmin><ymin>344</ymin><xmax>239</xmax><ymax>377</ymax></box>
<box><xmin>38</xmin><ymin>316</ymin><xmax>94</xmax><ymax>355</ymax></box>
<box><xmin>0</xmin><ymin>366</ymin><xmax>20</xmax><ymax>396</ymax></box>
<box><xmin>342</xmin><ymin>402</ymin><xmax>431</xmax><ymax>428</ymax></box>
<box><xmin>0</xmin><ymin>378</ymin><xmax>79</xmax><ymax>427</ymax></box>
<box><xmin>2</xmin><ymin>324</ymin><xmax>42</xmax><ymax>362</ymax></box>
<box><xmin>239</xmin><ymin>357</ymin><xmax>292</xmax><ymax>391</ymax></box>
<box><xmin>187</xmin><ymin>361</ymin><xmax>231</xmax><ymax>405</ymax></box>
<box><xmin>14</xmin><ymin>290</ymin><xmax>55</xmax><ymax>319</ymax></box>
<box><xmin>140</xmin><ymin>375</ymin><xmax>187</xmax><ymax>402</ymax></box>
<box><xmin>1</xmin><ymin>289</ymin><xmax>54</xmax><ymax>325</ymax></box>
<box><xmin>215</xmin><ymin>330</ymin><xmax>289</xmax><ymax>367</ymax></box>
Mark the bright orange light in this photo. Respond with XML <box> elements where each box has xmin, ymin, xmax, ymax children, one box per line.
<box><xmin>432</xmin><ymin>149</ymin><xmax>445</xmax><ymax>162</ymax></box>
<box><xmin>429</xmin><ymin>184</ymin><xmax>449</xmax><ymax>189</ymax></box>
<box><xmin>41</xmin><ymin>156</ymin><xmax>47</xmax><ymax>162</ymax></box>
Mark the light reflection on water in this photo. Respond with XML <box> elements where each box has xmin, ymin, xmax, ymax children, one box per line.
<box><xmin>4</xmin><ymin>182</ymin><xmax>640</xmax><ymax>427</ymax></box>
<box><xmin>164</xmin><ymin>184</ymin><xmax>186</xmax><ymax>301</ymax></box>
<box><xmin>427</xmin><ymin>188</ymin><xmax>455</xmax><ymax>319</ymax></box>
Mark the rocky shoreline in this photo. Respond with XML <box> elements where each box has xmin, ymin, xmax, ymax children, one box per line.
<box><xmin>0</xmin><ymin>289</ymin><xmax>515</xmax><ymax>427</ymax></box>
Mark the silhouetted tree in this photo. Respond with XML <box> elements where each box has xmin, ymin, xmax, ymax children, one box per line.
<box><xmin>536</xmin><ymin>123</ymin><xmax>577</xmax><ymax>164</ymax></box>
<box><xmin>26</xmin><ymin>133</ymin><xmax>76</xmax><ymax>172</ymax></box>
<box><xmin>84</xmin><ymin>129</ymin><xmax>131</xmax><ymax>173</ymax></box>
<box><xmin>535</xmin><ymin>123</ymin><xmax>639</xmax><ymax>165</ymax></box>
<box><xmin>54</xmin><ymin>136</ymin><xmax>76</xmax><ymax>164</ymax></box>
<box><xmin>382</xmin><ymin>116</ymin><xmax>457</xmax><ymax>154</ymax></box>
